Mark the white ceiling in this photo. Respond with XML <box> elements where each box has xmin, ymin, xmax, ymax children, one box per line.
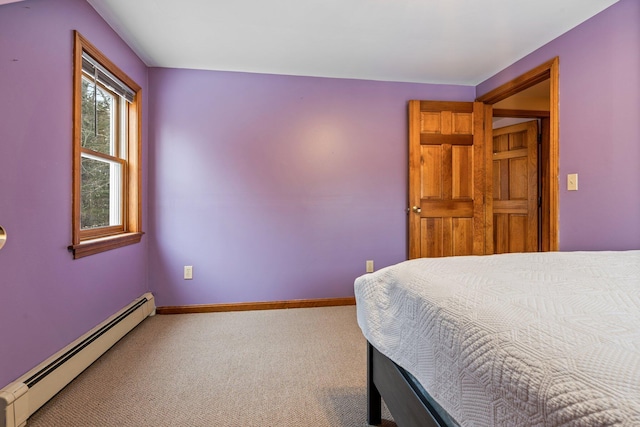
<box><xmin>87</xmin><ymin>0</ymin><xmax>619</xmax><ymax>85</ymax></box>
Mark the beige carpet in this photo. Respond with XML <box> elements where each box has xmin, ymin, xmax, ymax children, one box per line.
<box><xmin>28</xmin><ymin>305</ymin><xmax>395</xmax><ymax>426</ymax></box>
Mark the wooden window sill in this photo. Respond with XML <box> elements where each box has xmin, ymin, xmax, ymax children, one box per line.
<box><xmin>69</xmin><ymin>232</ymin><xmax>144</xmax><ymax>259</ymax></box>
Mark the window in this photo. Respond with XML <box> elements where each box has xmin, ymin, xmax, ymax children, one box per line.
<box><xmin>69</xmin><ymin>31</ymin><xmax>143</xmax><ymax>258</ymax></box>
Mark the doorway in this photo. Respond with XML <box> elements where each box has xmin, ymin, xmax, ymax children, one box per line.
<box><xmin>477</xmin><ymin>57</ymin><xmax>559</xmax><ymax>252</ymax></box>
<box><xmin>407</xmin><ymin>58</ymin><xmax>559</xmax><ymax>258</ymax></box>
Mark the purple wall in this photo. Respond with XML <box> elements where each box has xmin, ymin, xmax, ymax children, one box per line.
<box><xmin>0</xmin><ymin>0</ymin><xmax>148</xmax><ymax>387</ymax></box>
<box><xmin>477</xmin><ymin>0</ymin><xmax>640</xmax><ymax>251</ymax></box>
<box><xmin>148</xmin><ymin>69</ymin><xmax>473</xmax><ymax>306</ymax></box>
<box><xmin>2</xmin><ymin>0</ymin><xmax>637</xmax><ymax>392</ymax></box>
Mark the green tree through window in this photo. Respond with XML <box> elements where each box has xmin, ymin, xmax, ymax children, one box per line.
<box><xmin>81</xmin><ymin>79</ymin><xmax>117</xmax><ymax>229</ymax></box>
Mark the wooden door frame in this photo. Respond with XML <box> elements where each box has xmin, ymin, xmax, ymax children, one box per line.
<box><xmin>476</xmin><ymin>57</ymin><xmax>559</xmax><ymax>251</ymax></box>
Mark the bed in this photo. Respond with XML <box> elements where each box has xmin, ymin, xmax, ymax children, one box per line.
<box><xmin>354</xmin><ymin>251</ymin><xmax>640</xmax><ymax>426</ymax></box>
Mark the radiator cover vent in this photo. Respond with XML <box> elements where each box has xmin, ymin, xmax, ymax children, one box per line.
<box><xmin>0</xmin><ymin>293</ymin><xmax>155</xmax><ymax>427</ymax></box>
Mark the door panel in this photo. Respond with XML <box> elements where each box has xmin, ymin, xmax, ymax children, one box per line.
<box><xmin>409</xmin><ymin>100</ymin><xmax>490</xmax><ymax>259</ymax></box>
<box><xmin>421</xmin><ymin>146</ymin><xmax>442</xmax><ymax>198</ymax></box>
<box><xmin>492</xmin><ymin>120</ymin><xmax>538</xmax><ymax>253</ymax></box>
<box><xmin>452</xmin><ymin>146</ymin><xmax>473</xmax><ymax>198</ymax></box>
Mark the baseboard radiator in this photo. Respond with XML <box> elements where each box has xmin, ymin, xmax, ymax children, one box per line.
<box><xmin>0</xmin><ymin>292</ymin><xmax>155</xmax><ymax>427</ymax></box>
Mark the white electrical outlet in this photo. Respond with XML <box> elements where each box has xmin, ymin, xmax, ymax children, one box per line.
<box><xmin>184</xmin><ymin>265</ymin><xmax>193</xmax><ymax>280</ymax></box>
<box><xmin>366</xmin><ymin>260</ymin><xmax>374</xmax><ymax>273</ymax></box>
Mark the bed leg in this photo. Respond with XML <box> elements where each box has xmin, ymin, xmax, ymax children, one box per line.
<box><xmin>367</xmin><ymin>342</ymin><xmax>382</xmax><ymax>425</ymax></box>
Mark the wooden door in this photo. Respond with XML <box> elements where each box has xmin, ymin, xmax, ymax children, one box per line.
<box><xmin>492</xmin><ymin>121</ymin><xmax>538</xmax><ymax>253</ymax></box>
<box><xmin>408</xmin><ymin>101</ymin><xmax>490</xmax><ymax>259</ymax></box>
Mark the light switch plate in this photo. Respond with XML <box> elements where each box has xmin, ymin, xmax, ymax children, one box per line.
<box><xmin>567</xmin><ymin>173</ymin><xmax>578</xmax><ymax>191</ymax></box>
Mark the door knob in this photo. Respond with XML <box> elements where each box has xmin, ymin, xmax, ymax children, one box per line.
<box><xmin>412</xmin><ymin>206</ymin><xmax>421</xmax><ymax>214</ymax></box>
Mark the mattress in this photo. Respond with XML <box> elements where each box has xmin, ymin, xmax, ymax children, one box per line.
<box><xmin>355</xmin><ymin>251</ymin><xmax>640</xmax><ymax>426</ymax></box>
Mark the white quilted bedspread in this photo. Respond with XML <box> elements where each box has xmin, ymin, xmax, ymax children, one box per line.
<box><xmin>355</xmin><ymin>251</ymin><xmax>640</xmax><ymax>426</ymax></box>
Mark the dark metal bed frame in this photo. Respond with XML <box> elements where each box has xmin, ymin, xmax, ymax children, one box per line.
<box><xmin>367</xmin><ymin>342</ymin><xmax>452</xmax><ymax>427</ymax></box>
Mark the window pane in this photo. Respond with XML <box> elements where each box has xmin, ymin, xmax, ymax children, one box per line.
<box><xmin>81</xmin><ymin>155</ymin><xmax>122</xmax><ymax>230</ymax></box>
<box><xmin>81</xmin><ymin>77</ymin><xmax>115</xmax><ymax>156</ymax></box>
